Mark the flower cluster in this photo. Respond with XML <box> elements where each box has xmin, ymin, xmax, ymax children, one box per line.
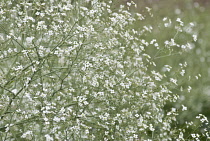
<box><xmin>0</xmin><ymin>0</ymin><xmax>209</xmax><ymax>140</ymax></box>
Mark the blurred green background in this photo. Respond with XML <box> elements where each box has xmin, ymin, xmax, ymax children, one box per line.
<box><xmin>116</xmin><ymin>0</ymin><xmax>210</xmax><ymax>123</ymax></box>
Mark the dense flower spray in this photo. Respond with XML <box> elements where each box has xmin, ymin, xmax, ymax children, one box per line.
<box><xmin>0</xmin><ymin>0</ymin><xmax>209</xmax><ymax>140</ymax></box>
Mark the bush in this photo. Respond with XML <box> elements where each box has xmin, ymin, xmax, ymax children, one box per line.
<box><xmin>0</xmin><ymin>0</ymin><xmax>209</xmax><ymax>140</ymax></box>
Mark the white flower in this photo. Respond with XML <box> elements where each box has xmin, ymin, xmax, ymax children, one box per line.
<box><xmin>53</xmin><ymin>116</ymin><xmax>60</xmax><ymax>122</ymax></box>
<box><xmin>180</xmin><ymin>69</ymin><xmax>185</xmax><ymax>76</ymax></box>
<box><xmin>135</xmin><ymin>114</ymin><xmax>139</xmax><ymax>117</ymax></box>
<box><xmin>45</xmin><ymin>134</ymin><xmax>54</xmax><ymax>141</ymax></box>
<box><xmin>149</xmin><ymin>124</ymin><xmax>155</xmax><ymax>131</ymax></box>
<box><xmin>182</xmin><ymin>105</ymin><xmax>187</xmax><ymax>111</ymax></box>
<box><xmin>193</xmin><ymin>34</ymin><xmax>197</xmax><ymax>41</ymax></box>
<box><xmin>188</xmin><ymin>86</ymin><xmax>192</xmax><ymax>92</ymax></box>
<box><xmin>21</xmin><ymin>131</ymin><xmax>33</xmax><ymax>139</ymax></box>
<box><xmin>12</xmin><ymin>89</ymin><xmax>18</xmax><ymax>94</ymax></box>
<box><xmin>26</xmin><ymin>36</ymin><xmax>34</xmax><ymax>44</ymax></box>
<box><xmin>191</xmin><ymin>134</ymin><xmax>196</xmax><ymax>138</ymax></box>
<box><xmin>163</xmin><ymin>17</ymin><xmax>167</xmax><ymax>21</ymax></box>
<box><xmin>170</xmin><ymin>78</ymin><xmax>178</xmax><ymax>85</ymax></box>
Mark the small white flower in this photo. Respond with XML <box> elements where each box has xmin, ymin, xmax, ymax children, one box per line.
<box><xmin>182</xmin><ymin>105</ymin><xmax>187</xmax><ymax>111</ymax></box>
<box><xmin>53</xmin><ymin>116</ymin><xmax>60</xmax><ymax>122</ymax></box>
<box><xmin>193</xmin><ymin>34</ymin><xmax>197</xmax><ymax>42</ymax></box>
<box><xmin>45</xmin><ymin>134</ymin><xmax>54</xmax><ymax>141</ymax></box>
<box><xmin>12</xmin><ymin>89</ymin><xmax>18</xmax><ymax>94</ymax></box>
<box><xmin>149</xmin><ymin>124</ymin><xmax>155</xmax><ymax>131</ymax></box>
<box><xmin>191</xmin><ymin>134</ymin><xmax>196</xmax><ymax>138</ymax></box>
<box><xmin>26</xmin><ymin>37</ymin><xmax>34</xmax><ymax>44</ymax></box>
<box><xmin>163</xmin><ymin>17</ymin><xmax>167</xmax><ymax>21</ymax></box>
<box><xmin>21</xmin><ymin>131</ymin><xmax>33</xmax><ymax>139</ymax></box>
<box><xmin>170</xmin><ymin>78</ymin><xmax>177</xmax><ymax>85</ymax></box>
<box><xmin>135</xmin><ymin>114</ymin><xmax>139</xmax><ymax>118</ymax></box>
<box><xmin>180</xmin><ymin>69</ymin><xmax>185</xmax><ymax>76</ymax></box>
<box><xmin>187</xmin><ymin>86</ymin><xmax>192</xmax><ymax>93</ymax></box>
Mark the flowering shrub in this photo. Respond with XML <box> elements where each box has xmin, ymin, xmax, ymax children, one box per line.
<box><xmin>0</xmin><ymin>0</ymin><xmax>209</xmax><ymax>140</ymax></box>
